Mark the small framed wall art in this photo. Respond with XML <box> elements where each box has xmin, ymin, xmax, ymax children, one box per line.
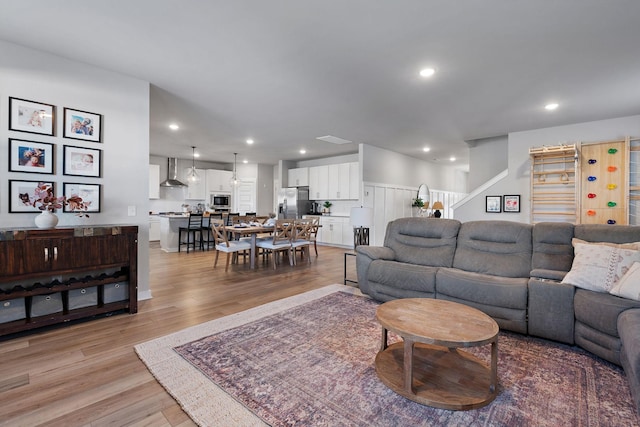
<box><xmin>63</xmin><ymin>145</ymin><xmax>102</xmax><ymax>177</ymax></box>
<box><xmin>63</xmin><ymin>183</ymin><xmax>101</xmax><ymax>213</ymax></box>
<box><xmin>503</xmin><ymin>195</ymin><xmax>521</xmax><ymax>213</ymax></box>
<box><xmin>9</xmin><ymin>97</ymin><xmax>55</xmax><ymax>136</ymax></box>
<box><xmin>9</xmin><ymin>139</ymin><xmax>55</xmax><ymax>174</ymax></box>
<box><xmin>63</xmin><ymin>107</ymin><xmax>102</xmax><ymax>143</ymax></box>
<box><xmin>9</xmin><ymin>179</ymin><xmax>55</xmax><ymax>213</ymax></box>
<box><xmin>486</xmin><ymin>195</ymin><xmax>502</xmax><ymax>213</ymax></box>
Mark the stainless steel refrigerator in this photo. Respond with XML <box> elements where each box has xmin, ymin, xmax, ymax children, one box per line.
<box><xmin>277</xmin><ymin>186</ymin><xmax>310</xmax><ymax>219</ymax></box>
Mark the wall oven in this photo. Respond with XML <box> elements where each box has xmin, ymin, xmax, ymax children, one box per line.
<box><xmin>210</xmin><ymin>193</ymin><xmax>231</xmax><ymax>209</ymax></box>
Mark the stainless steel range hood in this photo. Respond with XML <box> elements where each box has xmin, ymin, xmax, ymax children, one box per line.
<box><xmin>160</xmin><ymin>158</ymin><xmax>186</xmax><ymax>187</ymax></box>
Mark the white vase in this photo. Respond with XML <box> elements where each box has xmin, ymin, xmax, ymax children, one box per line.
<box><xmin>34</xmin><ymin>210</ymin><xmax>59</xmax><ymax>229</ymax></box>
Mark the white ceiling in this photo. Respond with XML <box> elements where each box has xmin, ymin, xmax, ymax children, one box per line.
<box><xmin>2</xmin><ymin>1</ymin><xmax>640</xmax><ymax>168</ymax></box>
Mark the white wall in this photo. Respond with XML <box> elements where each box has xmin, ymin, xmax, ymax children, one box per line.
<box><xmin>467</xmin><ymin>135</ymin><xmax>508</xmax><ymax>190</ymax></box>
<box><xmin>454</xmin><ymin>115</ymin><xmax>640</xmax><ymax>223</ymax></box>
<box><xmin>362</xmin><ymin>144</ymin><xmax>467</xmax><ymax>193</ymax></box>
<box><xmin>0</xmin><ymin>40</ymin><xmax>151</xmax><ymax>299</ymax></box>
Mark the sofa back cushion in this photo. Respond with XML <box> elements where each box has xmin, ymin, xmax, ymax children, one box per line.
<box><xmin>531</xmin><ymin>222</ymin><xmax>575</xmax><ymax>273</ymax></box>
<box><xmin>384</xmin><ymin>218</ymin><xmax>461</xmax><ymax>267</ymax></box>
<box><xmin>453</xmin><ymin>220</ymin><xmax>532</xmax><ymax>277</ymax></box>
<box><xmin>575</xmin><ymin>224</ymin><xmax>640</xmax><ymax>244</ymax></box>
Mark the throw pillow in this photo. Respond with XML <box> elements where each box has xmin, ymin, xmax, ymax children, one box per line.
<box><xmin>571</xmin><ymin>238</ymin><xmax>640</xmax><ymax>250</ymax></box>
<box><xmin>610</xmin><ymin>262</ymin><xmax>640</xmax><ymax>301</ymax></box>
<box><xmin>561</xmin><ymin>240</ymin><xmax>640</xmax><ymax>293</ymax></box>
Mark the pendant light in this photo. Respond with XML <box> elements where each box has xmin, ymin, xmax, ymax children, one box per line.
<box><xmin>230</xmin><ymin>152</ymin><xmax>239</xmax><ymax>186</ymax></box>
<box><xmin>186</xmin><ymin>146</ymin><xmax>200</xmax><ymax>183</ymax></box>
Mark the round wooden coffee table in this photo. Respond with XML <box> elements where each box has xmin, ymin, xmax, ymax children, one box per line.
<box><xmin>375</xmin><ymin>298</ymin><xmax>499</xmax><ymax>410</ymax></box>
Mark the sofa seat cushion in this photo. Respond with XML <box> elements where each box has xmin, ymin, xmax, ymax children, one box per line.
<box><xmin>436</xmin><ymin>268</ymin><xmax>528</xmax><ymax>334</ymax></box>
<box><xmin>453</xmin><ymin>220</ymin><xmax>532</xmax><ymax>277</ymax></box>
<box><xmin>574</xmin><ymin>321</ymin><xmax>621</xmax><ymax>365</ymax></box>
<box><xmin>574</xmin><ymin>289</ymin><xmax>640</xmax><ymax>337</ymax></box>
<box><xmin>618</xmin><ymin>309</ymin><xmax>640</xmax><ymax>412</ymax></box>
<box><xmin>368</xmin><ymin>260</ymin><xmax>437</xmax><ymax>295</ymax></box>
<box><xmin>437</xmin><ymin>268</ymin><xmax>528</xmax><ymax>309</ymax></box>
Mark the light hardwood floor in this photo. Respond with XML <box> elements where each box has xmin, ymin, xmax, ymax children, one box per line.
<box><xmin>0</xmin><ymin>242</ymin><xmax>352</xmax><ymax>426</ymax></box>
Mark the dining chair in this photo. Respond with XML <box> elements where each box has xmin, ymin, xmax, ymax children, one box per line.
<box><xmin>308</xmin><ymin>217</ymin><xmax>320</xmax><ymax>256</ymax></box>
<box><xmin>211</xmin><ymin>219</ymin><xmax>251</xmax><ymax>271</ymax></box>
<box><xmin>178</xmin><ymin>213</ymin><xmax>203</xmax><ymax>253</ymax></box>
<box><xmin>201</xmin><ymin>212</ymin><xmax>222</xmax><ymax>250</ymax></box>
<box><xmin>291</xmin><ymin>219</ymin><xmax>313</xmax><ymax>265</ymax></box>
<box><xmin>256</xmin><ymin>220</ymin><xmax>295</xmax><ymax>269</ymax></box>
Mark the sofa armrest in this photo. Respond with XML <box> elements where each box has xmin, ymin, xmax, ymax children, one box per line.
<box><xmin>356</xmin><ymin>245</ymin><xmax>395</xmax><ymax>261</ymax></box>
<box><xmin>530</xmin><ymin>269</ymin><xmax>567</xmax><ymax>282</ymax></box>
<box><xmin>356</xmin><ymin>246</ymin><xmax>395</xmax><ymax>295</ymax></box>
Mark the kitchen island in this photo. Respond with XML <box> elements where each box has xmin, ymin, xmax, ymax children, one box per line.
<box><xmin>158</xmin><ymin>214</ymin><xmax>190</xmax><ymax>252</ymax></box>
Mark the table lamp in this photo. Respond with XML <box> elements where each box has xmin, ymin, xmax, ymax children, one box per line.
<box><xmin>350</xmin><ymin>207</ymin><xmax>373</xmax><ymax>249</ymax></box>
<box><xmin>432</xmin><ymin>201</ymin><xmax>444</xmax><ymax>218</ymax></box>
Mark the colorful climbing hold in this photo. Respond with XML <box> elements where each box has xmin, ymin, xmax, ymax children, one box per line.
<box><xmin>607</xmin><ymin>219</ymin><xmax>617</xmax><ymax>225</ymax></box>
<box><xmin>608</xmin><ymin>148</ymin><xmax>618</xmax><ymax>154</ymax></box>
<box><xmin>607</xmin><ymin>201</ymin><xmax>617</xmax><ymax>207</ymax></box>
<box><xmin>587</xmin><ymin>193</ymin><xmax>596</xmax><ymax>198</ymax></box>
<box><xmin>588</xmin><ymin>176</ymin><xmax>597</xmax><ymax>181</ymax></box>
<box><xmin>607</xmin><ymin>184</ymin><xmax>618</xmax><ymax>190</ymax></box>
<box><xmin>588</xmin><ymin>159</ymin><xmax>597</xmax><ymax>164</ymax></box>
<box><xmin>607</xmin><ymin>166</ymin><xmax>617</xmax><ymax>172</ymax></box>
<box><xmin>587</xmin><ymin>210</ymin><xmax>596</xmax><ymax>216</ymax></box>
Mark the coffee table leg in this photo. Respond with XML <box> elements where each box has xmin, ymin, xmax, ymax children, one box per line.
<box><xmin>490</xmin><ymin>338</ymin><xmax>498</xmax><ymax>393</ymax></box>
<box><xmin>380</xmin><ymin>327</ymin><xmax>388</xmax><ymax>351</ymax></box>
<box><xmin>403</xmin><ymin>339</ymin><xmax>414</xmax><ymax>395</ymax></box>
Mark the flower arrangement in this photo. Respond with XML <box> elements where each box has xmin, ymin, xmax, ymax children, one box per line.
<box><xmin>26</xmin><ymin>182</ymin><xmax>91</xmax><ymax>217</ymax></box>
<box><xmin>412</xmin><ymin>197</ymin><xmax>424</xmax><ymax>208</ymax></box>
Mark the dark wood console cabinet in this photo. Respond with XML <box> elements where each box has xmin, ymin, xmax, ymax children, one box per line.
<box><xmin>0</xmin><ymin>225</ymin><xmax>138</xmax><ymax>337</ymax></box>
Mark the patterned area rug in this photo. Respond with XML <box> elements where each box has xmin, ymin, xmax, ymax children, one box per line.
<box><xmin>136</xmin><ymin>285</ymin><xmax>639</xmax><ymax>426</ymax></box>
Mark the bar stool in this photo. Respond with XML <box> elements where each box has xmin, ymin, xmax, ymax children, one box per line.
<box><xmin>201</xmin><ymin>212</ymin><xmax>222</xmax><ymax>250</ymax></box>
<box><xmin>178</xmin><ymin>213</ymin><xmax>203</xmax><ymax>253</ymax></box>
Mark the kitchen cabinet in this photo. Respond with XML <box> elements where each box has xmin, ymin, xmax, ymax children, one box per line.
<box><xmin>328</xmin><ymin>163</ymin><xmax>351</xmax><ymax>200</ymax></box>
<box><xmin>349</xmin><ymin>162</ymin><xmax>359</xmax><ymax>199</ymax></box>
<box><xmin>288</xmin><ymin>167</ymin><xmax>309</xmax><ymax>187</ymax></box>
<box><xmin>319</xmin><ymin>216</ymin><xmax>350</xmax><ymax>246</ymax></box>
<box><xmin>206</xmin><ymin>169</ymin><xmax>233</xmax><ymax>194</ymax></box>
<box><xmin>149</xmin><ymin>217</ymin><xmax>160</xmax><ymax>241</ymax></box>
<box><xmin>309</xmin><ymin>166</ymin><xmax>329</xmax><ymax>200</ymax></box>
<box><xmin>149</xmin><ymin>164</ymin><xmax>160</xmax><ymax>199</ymax></box>
<box><xmin>310</xmin><ymin>162</ymin><xmax>359</xmax><ymax>201</ymax></box>
<box><xmin>0</xmin><ymin>226</ymin><xmax>138</xmax><ymax>337</ymax></box>
<box><xmin>184</xmin><ymin>168</ymin><xmax>206</xmax><ymax>200</ymax></box>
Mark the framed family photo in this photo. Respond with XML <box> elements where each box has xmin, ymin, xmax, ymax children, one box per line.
<box><xmin>63</xmin><ymin>183</ymin><xmax>101</xmax><ymax>213</ymax></box>
<box><xmin>63</xmin><ymin>145</ymin><xmax>102</xmax><ymax>177</ymax></box>
<box><xmin>504</xmin><ymin>195</ymin><xmax>521</xmax><ymax>213</ymax></box>
<box><xmin>9</xmin><ymin>179</ymin><xmax>54</xmax><ymax>213</ymax></box>
<box><xmin>9</xmin><ymin>139</ymin><xmax>55</xmax><ymax>174</ymax></box>
<box><xmin>63</xmin><ymin>107</ymin><xmax>102</xmax><ymax>143</ymax></box>
<box><xmin>9</xmin><ymin>97</ymin><xmax>55</xmax><ymax>136</ymax></box>
<box><xmin>486</xmin><ymin>195</ymin><xmax>502</xmax><ymax>213</ymax></box>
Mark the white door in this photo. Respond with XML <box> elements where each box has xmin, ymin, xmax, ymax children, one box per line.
<box><xmin>236</xmin><ymin>179</ymin><xmax>256</xmax><ymax>214</ymax></box>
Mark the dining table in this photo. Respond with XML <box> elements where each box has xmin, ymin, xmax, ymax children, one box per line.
<box><xmin>223</xmin><ymin>224</ymin><xmax>274</xmax><ymax>269</ymax></box>
<box><xmin>223</xmin><ymin>221</ymin><xmax>319</xmax><ymax>269</ymax></box>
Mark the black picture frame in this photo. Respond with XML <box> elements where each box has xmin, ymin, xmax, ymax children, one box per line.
<box><xmin>63</xmin><ymin>107</ymin><xmax>102</xmax><ymax>143</ymax></box>
<box><xmin>63</xmin><ymin>145</ymin><xmax>102</xmax><ymax>177</ymax></box>
<box><xmin>63</xmin><ymin>182</ymin><xmax>101</xmax><ymax>213</ymax></box>
<box><xmin>9</xmin><ymin>179</ymin><xmax>55</xmax><ymax>213</ymax></box>
<box><xmin>9</xmin><ymin>97</ymin><xmax>55</xmax><ymax>136</ymax></box>
<box><xmin>503</xmin><ymin>195</ymin><xmax>521</xmax><ymax>213</ymax></box>
<box><xmin>9</xmin><ymin>139</ymin><xmax>55</xmax><ymax>174</ymax></box>
<box><xmin>486</xmin><ymin>195</ymin><xmax>502</xmax><ymax>213</ymax></box>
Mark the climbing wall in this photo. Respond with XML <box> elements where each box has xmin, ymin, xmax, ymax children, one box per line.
<box><xmin>580</xmin><ymin>139</ymin><xmax>628</xmax><ymax>225</ymax></box>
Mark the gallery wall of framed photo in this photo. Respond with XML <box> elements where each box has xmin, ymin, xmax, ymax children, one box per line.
<box><xmin>6</xmin><ymin>96</ymin><xmax>104</xmax><ymax>215</ymax></box>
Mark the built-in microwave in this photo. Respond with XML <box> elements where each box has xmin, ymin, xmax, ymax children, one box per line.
<box><xmin>210</xmin><ymin>193</ymin><xmax>230</xmax><ymax>208</ymax></box>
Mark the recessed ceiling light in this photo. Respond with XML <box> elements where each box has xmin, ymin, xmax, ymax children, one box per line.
<box><xmin>243</xmin><ymin>159</ymin><xmax>248</xmax><ymax>164</ymax></box>
<box><xmin>449</xmin><ymin>157</ymin><xmax>456</xmax><ymax>162</ymax></box>
<box><xmin>194</xmin><ymin>152</ymin><xmax>200</xmax><ymax>158</ymax></box>
<box><xmin>246</xmin><ymin>139</ymin><xmax>254</xmax><ymax>144</ymax></box>
<box><xmin>545</xmin><ymin>103</ymin><xmax>559</xmax><ymax>111</ymax></box>
<box><xmin>300</xmin><ymin>149</ymin><xmax>306</xmax><ymax>154</ymax></box>
<box><xmin>423</xmin><ymin>147</ymin><xmax>431</xmax><ymax>152</ymax></box>
<box><xmin>169</xmin><ymin>124</ymin><xmax>179</xmax><ymax>130</ymax></box>
<box><xmin>419</xmin><ymin>68</ymin><xmax>436</xmax><ymax>78</ymax></box>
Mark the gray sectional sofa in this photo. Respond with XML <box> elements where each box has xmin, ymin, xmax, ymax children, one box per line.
<box><xmin>356</xmin><ymin>218</ymin><xmax>640</xmax><ymax>412</ymax></box>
